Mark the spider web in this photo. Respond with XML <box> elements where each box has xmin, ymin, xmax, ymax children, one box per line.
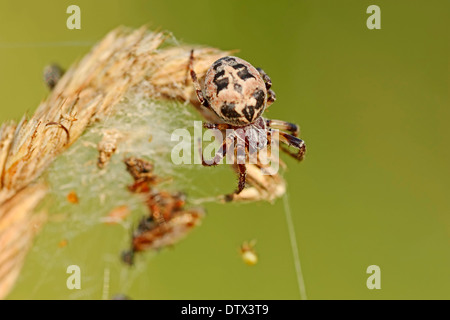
<box><xmin>8</xmin><ymin>91</ymin><xmax>216</xmax><ymax>299</ymax></box>
<box><xmin>5</xmin><ymin>67</ymin><xmax>308</xmax><ymax>300</ymax></box>
<box><xmin>282</xmin><ymin>192</ymin><xmax>307</xmax><ymax>300</ymax></box>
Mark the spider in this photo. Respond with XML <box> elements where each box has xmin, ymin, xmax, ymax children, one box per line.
<box><xmin>189</xmin><ymin>51</ymin><xmax>306</xmax><ymax>199</ymax></box>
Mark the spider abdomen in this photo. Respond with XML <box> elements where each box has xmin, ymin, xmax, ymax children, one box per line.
<box><xmin>204</xmin><ymin>56</ymin><xmax>267</xmax><ymax>126</ymax></box>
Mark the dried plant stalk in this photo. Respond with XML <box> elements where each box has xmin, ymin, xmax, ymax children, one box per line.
<box><xmin>0</xmin><ymin>26</ymin><xmax>286</xmax><ymax>299</ymax></box>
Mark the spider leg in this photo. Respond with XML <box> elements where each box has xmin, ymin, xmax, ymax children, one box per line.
<box><xmin>256</xmin><ymin>67</ymin><xmax>276</xmax><ymax>107</ymax></box>
<box><xmin>271</xmin><ymin>129</ymin><xmax>306</xmax><ymax>161</ymax></box>
<box><xmin>225</xmin><ymin>163</ymin><xmax>247</xmax><ymax>201</ymax></box>
<box><xmin>266</xmin><ymin>119</ymin><xmax>300</xmax><ymax>137</ymax></box>
<box><xmin>203</xmin><ymin>123</ymin><xmax>234</xmax><ymax>130</ymax></box>
<box><xmin>224</xmin><ymin>130</ymin><xmax>247</xmax><ymax>200</ymax></box>
<box><xmin>198</xmin><ymin>132</ymin><xmax>235</xmax><ymax>166</ymax></box>
<box><xmin>189</xmin><ymin>50</ymin><xmax>210</xmax><ymax>108</ymax></box>
<box><xmin>236</xmin><ymin>163</ymin><xmax>247</xmax><ymax>194</ymax></box>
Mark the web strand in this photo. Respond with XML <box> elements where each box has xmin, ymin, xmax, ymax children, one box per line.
<box><xmin>0</xmin><ymin>41</ymin><xmax>95</xmax><ymax>48</ymax></box>
<box><xmin>283</xmin><ymin>192</ymin><xmax>307</xmax><ymax>300</ymax></box>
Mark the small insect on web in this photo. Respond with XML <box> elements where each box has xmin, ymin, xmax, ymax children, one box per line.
<box><xmin>43</xmin><ymin>64</ymin><xmax>64</xmax><ymax>90</ymax></box>
<box><xmin>240</xmin><ymin>240</ymin><xmax>258</xmax><ymax>266</ymax></box>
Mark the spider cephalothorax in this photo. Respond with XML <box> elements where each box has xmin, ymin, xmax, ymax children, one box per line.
<box><xmin>189</xmin><ymin>50</ymin><xmax>306</xmax><ymax>199</ymax></box>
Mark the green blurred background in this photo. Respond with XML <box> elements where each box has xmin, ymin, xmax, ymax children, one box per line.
<box><xmin>2</xmin><ymin>0</ymin><xmax>449</xmax><ymax>299</ymax></box>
